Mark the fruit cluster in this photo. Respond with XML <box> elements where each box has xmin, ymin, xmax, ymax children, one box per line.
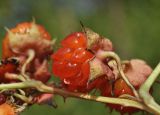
<box><xmin>51</xmin><ymin>29</ymin><xmax>152</xmax><ymax>114</ymax></box>
<box><xmin>0</xmin><ymin>21</ymin><xmax>153</xmax><ymax>115</ymax></box>
<box><xmin>0</xmin><ymin>22</ymin><xmax>54</xmax><ymax>114</ymax></box>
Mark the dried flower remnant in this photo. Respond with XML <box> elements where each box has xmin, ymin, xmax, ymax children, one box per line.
<box><xmin>124</xmin><ymin>59</ymin><xmax>152</xmax><ymax>87</ymax></box>
<box><xmin>3</xmin><ymin>22</ymin><xmax>54</xmax><ymax>59</ymax></box>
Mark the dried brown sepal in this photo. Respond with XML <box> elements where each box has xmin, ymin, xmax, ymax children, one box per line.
<box><xmin>84</xmin><ymin>28</ymin><xmax>100</xmax><ymax>50</ymax></box>
<box><xmin>6</xmin><ymin>22</ymin><xmax>55</xmax><ymax>59</ymax></box>
<box><xmin>84</xmin><ymin>28</ymin><xmax>113</xmax><ymax>52</ymax></box>
<box><xmin>88</xmin><ymin>57</ymin><xmax>113</xmax><ymax>82</ymax></box>
<box><xmin>108</xmin><ymin>60</ymin><xmax>119</xmax><ymax>80</ymax></box>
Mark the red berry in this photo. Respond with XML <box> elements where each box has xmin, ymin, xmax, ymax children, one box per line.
<box><xmin>71</xmin><ymin>48</ymin><xmax>93</xmax><ymax>63</ymax></box>
<box><xmin>63</xmin><ymin>62</ymin><xmax>90</xmax><ymax>91</ymax></box>
<box><xmin>61</xmin><ymin>32</ymin><xmax>87</xmax><ymax>49</ymax></box>
<box><xmin>114</xmin><ymin>79</ymin><xmax>133</xmax><ymax>96</ymax></box>
<box><xmin>87</xmin><ymin>76</ymin><xmax>110</xmax><ymax>92</ymax></box>
<box><xmin>52</xmin><ymin>48</ymin><xmax>73</xmax><ymax>61</ymax></box>
<box><xmin>0</xmin><ymin>59</ymin><xmax>18</xmax><ymax>83</ymax></box>
<box><xmin>102</xmin><ymin>79</ymin><xmax>138</xmax><ymax>114</ymax></box>
<box><xmin>52</xmin><ymin>32</ymin><xmax>94</xmax><ymax>92</ymax></box>
<box><xmin>53</xmin><ymin>60</ymin><xmax>81</xmax><ymax>79</ymax></box>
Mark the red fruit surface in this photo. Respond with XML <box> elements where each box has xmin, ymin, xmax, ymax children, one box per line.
<box><xmin>102</xmin><ymin>79</ymin><xmax>138</xmax><ymax>114</ymax></box>
<box><xmin>53</xmin><ymin>60</ymin><xmax>81</xmax><ymax>79</ymax></box>
<box><xmin>61</xmin><ymin>32</ymin><xmax>87</xmax><ymax>49</ymax></box>
<box><xmin>0</xmin><ymin>59</ymin><xmax>18</xmax><ymax>83</ymax></box>
<box><xmin>71</xmin><ymin>48</ymin><xmax>93</xmax><ymax>62</ymax></box>
<box><xmin>52</xmin><ymin>32</ymin><xmax>94</xmax><ymax>92</ymax></box>
<box><xmin>52</xmin><ymin>48</ymin><xmax>73</xmax><ymax>61</ymax></box>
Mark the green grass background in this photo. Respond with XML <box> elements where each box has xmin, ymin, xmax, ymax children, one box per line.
<box><xmin>0</xmin><ymin>0</ymin><xmax>160</xmax><ymax>115</ymax></box>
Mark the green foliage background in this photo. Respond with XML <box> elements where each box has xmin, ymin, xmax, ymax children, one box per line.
<box><xmin>0</xmin><ymin>0</ymin><xmax>160</xmax><ymax>115</ymax></box>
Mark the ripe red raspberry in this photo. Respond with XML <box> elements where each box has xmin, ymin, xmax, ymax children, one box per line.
<box><xmin>52</xmin><ymin>32</ymin><xmax>94</xmax><ymax>92</ymax></box>
<box><xmin>52</xmin><ymin>29</ymin><xmax>114</xmax><ymax>92</ymax></box>
<box><xmin>102</xmin><ymin>79</ymin><xmax>138</xmax><ymax>114</ymax></box>
<box><xmin>61</xmin><ymin>32</ymin><xmax>87</xmax><ymax>49</ymax></box>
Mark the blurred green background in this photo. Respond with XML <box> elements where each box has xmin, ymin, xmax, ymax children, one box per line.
<box><xmin>0</xmin><ymin>0</ymin><xmax>160</xmax><ymax>115</ymax></box>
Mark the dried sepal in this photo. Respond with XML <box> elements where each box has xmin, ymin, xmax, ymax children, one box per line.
<box><xmin>88</xmin><ymin>57</ymin><xmax>113</xmax><ymax>82</ymax></box>
<box><xmin>108</xmin><ymin>60</ymin><xmax>119</xmax><ymax>80</ymax></box>
<box><xmin>84</xmin><ymin>28</ymin><xmax>100</xmax><ymax>50</ymax></box>
<box><xmin>84</xmin><ymin>28</ymin><xmax>113</xmax><ymax>52</ymax></box>
<box><xmin>4</xmin><ymin>22</ymin><xmax>54</xmax><ymax>59</ymax></box>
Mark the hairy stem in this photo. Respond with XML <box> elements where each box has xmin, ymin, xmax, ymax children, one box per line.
<box><xmin>139</xmin><ymin>62</ymin><xmax>160</xmax><ymax>114</ymax></box>
<box><xmin>53</xmin><ymin>88</ymin><xmax>151</xmax><ymax>112</ymax></box>
<box><xmin>0</xmin><ymin>80</ymin><xmax>154</xmax><ymax>114</ymax></box>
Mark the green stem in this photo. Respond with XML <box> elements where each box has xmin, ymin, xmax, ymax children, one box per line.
<box><xmin>96</xmin><ymin>50</ymin><xmax>140</xmax><ymax>98</ymax></box>
<box><xmin>53</xmin><ymin>88</ymin><xmax>151</xmax><ymax>112</ymax></box>
<box><xmin>0</xmin><ymin>80</ymin><xmax>53</xmax><ymax>93</ymax></box>
<box><xmin>0</xmin><ymin>80</ymin><xmax>153</xmax><ymax>114</ymax></box>
<box><xmin>139</xmin><ymin>62</ymin><xmax>160</xmax><ymax>114</ymax></box>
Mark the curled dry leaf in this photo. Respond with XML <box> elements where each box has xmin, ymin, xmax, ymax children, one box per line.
<box><xmin>85</xmin><ymin>28</ymin><xmax>113</xmax><ymax>52</ymax></box>
<box><xmin>124</xmin><ymin>59</ymin><xmax>152</xmax><ymax>87</ymax></box>
<box><xmin>34</xmin><ymin>93</ymin><xmax>53</xmax><ymax>105</ymax></box>
<box><xmin>89</xmin><ymin>57</ymin><xmax>114</xmax><ymax>82</ymax></box>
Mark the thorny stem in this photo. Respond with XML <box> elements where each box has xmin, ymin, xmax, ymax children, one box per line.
<box><xmin>0</xmin><ymin>49</ymin><xmax>159</xmax><ymax>114</ymax></box>
<box><xmin>21</xmin><ymin>49</ymin><xmax>35</xmax><ymax>80</ymax></box>
<box><xmin>139</xmin><ymin>62</ymin><xmax>160</xmax><ymax>114</ymax></box>
<box><xmin>96</xmin><ymin>50</ymin><xmax>140</xmax><ymax>99</ymax></box>
<box><xmin>0</xmin><ymin>80</ymin><xmax>153</xmax><ymax>113</ymax></box>
<box><xmin>53</xmin><ymin>88</ymin><xmax>152</xmax><ymax>112</ymax></box>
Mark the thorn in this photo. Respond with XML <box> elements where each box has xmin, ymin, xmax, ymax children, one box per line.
<box><xmin>4</xmin><ymin>27</ymin><xmax>18</xmax><ymax>46</ymax></box>
<box><xmin>79</xmin><ymin>21</ymin><xmax>86</xmax><ymax>34</ymax></box>
<box><xmin>4</xmin><ymin>27</ymin><xmax>10</xmax><ymax>32</ymax></box>
<box><xmin>62</xmin><ymin>96</ymin><xmax>67</xmax><ymax>103</ymax></box>
<box><xmin>30</xmin><ymin>20</ymin><xmax>40</xmax><ymax>37</ymax></box>
<box><xmin>48</xmin><ymin>99</ymin><xmax>57</xmax><ymax>108</ymax></box>
<box><xmin>155</xmin><ymin>80</ymin><xmax>160</xmax><ymax>84</ymax></box>
<box><xmin>51</xmin><ymin>39</ymin><xmax>56</xmax><ymax>45</ymax></box>
<box><xmin>4</xmin><ymin>27</ymin><xmax>15</xmax><ymax>38</ymax></box>
<box><xmin>109</xmin><ymin>108</ymin><xmax>113</xmax><ymax>113</ymax></box>
<box><xmin>32</xmin><ymin>17</ymin><xmax>36</xmax><ymax>24</ymax></box>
